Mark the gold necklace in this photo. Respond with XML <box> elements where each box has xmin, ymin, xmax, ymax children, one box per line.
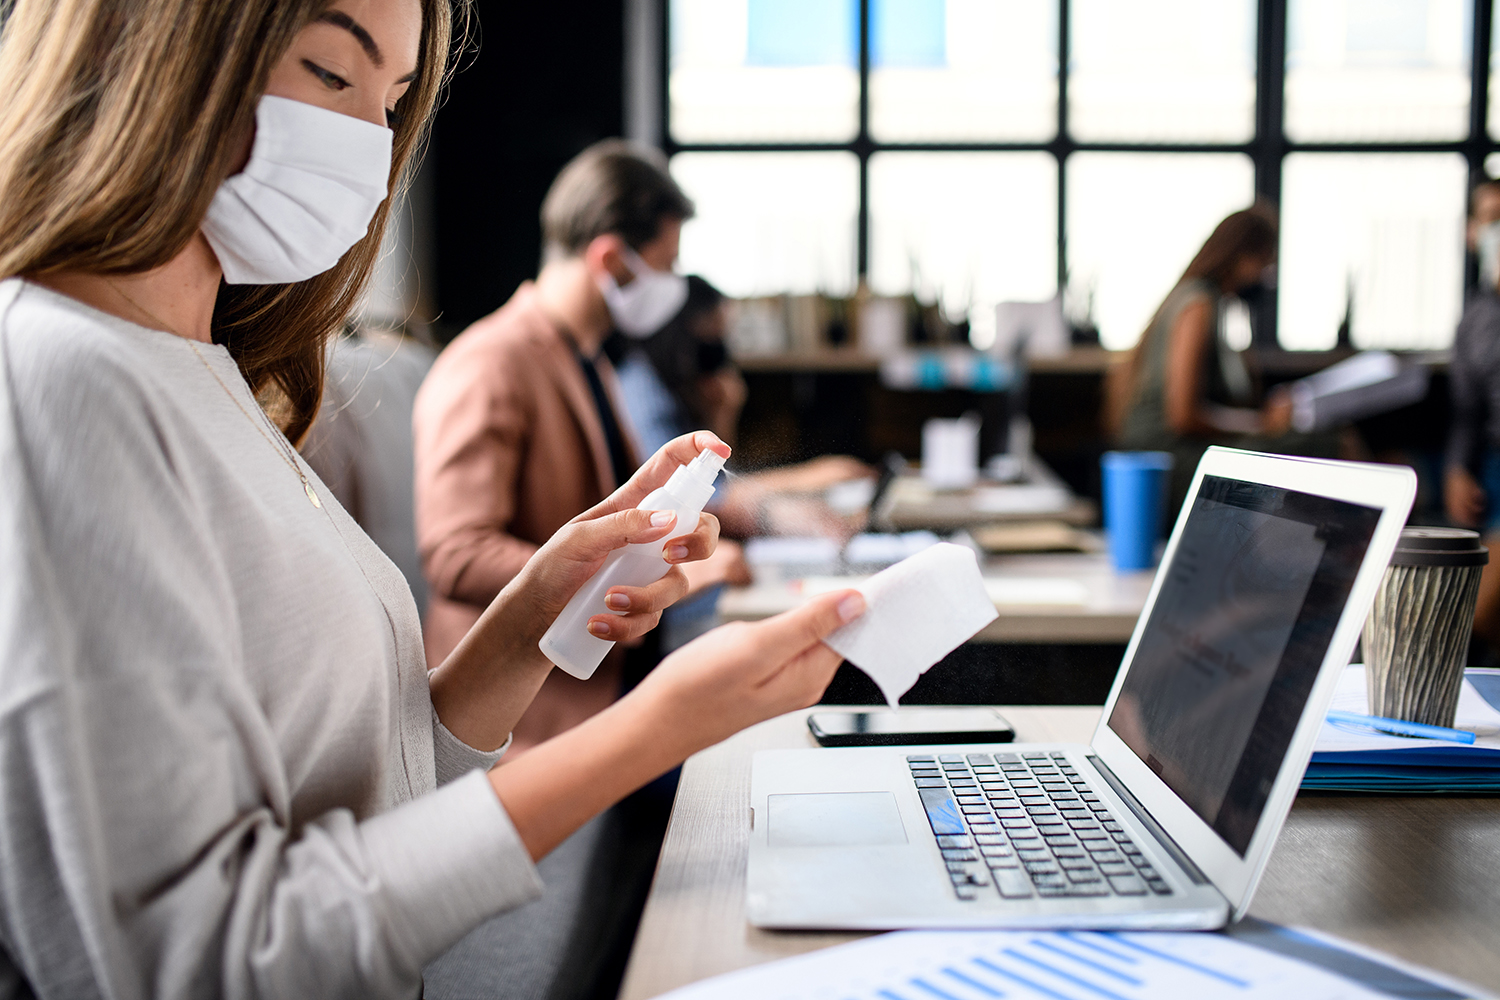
<box><xmin>104</xmin><ymin>278</ymin><xmax>321</xmax><ymax>508</ymax></box>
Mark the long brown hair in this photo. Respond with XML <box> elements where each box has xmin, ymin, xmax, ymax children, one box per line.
<box><xmin>1103</xmin><ymin>201</ymin><xmax>1278</xmax><ymax>436</ymax></box>
<box><xmin>0</xmin><ymin>0</ymin><xmax>470</xmax><ymax>442</ymax></box>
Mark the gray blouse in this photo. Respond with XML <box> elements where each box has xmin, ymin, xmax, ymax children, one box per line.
<box><xmin>0</xmin><ymin>279</ymin><xmax>541</xmax><ymax>999</ymax></box>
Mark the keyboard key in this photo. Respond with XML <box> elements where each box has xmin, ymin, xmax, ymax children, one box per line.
<box><xmin>1067</xmin><ymin>819</ymin><xmax>1101</xmax><ymax>831</ymax></box>
<box><xmin>1031</xmin><ymin>872</ymin><xmax>1067</xmax><ymax>888</ymax></box>
<box><xmin>1058</xmin><ymin>856</ymin><xmax>1095</xmax><ymax>870</ymax></box>
<box><xmin>1001</xmin><ymin>818</ymin><xmax>1034</xmax><ymax>829</ymax></box>
<box><xmin>967</xmin><ymin>753</ymin><xmax>995</xmax><ymax>765</ymax></box>
<box><xmin>1147</xmin><ymin>879</ymin><xmax>1172</xmax><ymax>895</ymax></box>
<box><xmin>961</xmin><ymin>805</ymin><xmax>993</xmax><ymax>816</ymax></box>
<box><xmin>973</xmin><ymin>833</ymin><xmax>1006</xmax><ymax>845</ymax></box>
<box><xmin>918</xmin><ymin>787</ymin><xmax>965</xmax><ymax>836</ymax></box>
<box><xmin>942</xmin><ymin>849</ymin><xmax>978</xmax><ymax>862</ymax></box>
<box><xmin>1050</xmin><ymin>751</ymin><xmax>1068</xmax><ymax>758</ymax></box>
<box><xmin>955</xmin><ymin>885</ymin><xmax>978</xmax><ymax>900</ymax></box>
<box><xmin>1129</xmin><ymin>854</ymin><xmax>1151</xmax><ymax>867</ymax></box>
<box><xmin>914</xmin><ymin>778</ymin><xmax>947</xmax><ymax>788</ymax></box>
<box><xmin>956</xmin><ymin>795</ymin><xmax>986</xmax><ymax>805</ymax></box>
<box><xmin>1016</xmin><ymin>848</ymin><xmax>1052</xmax><ymax>861</ymax></box>
<box><xmin>1138</xmin><ymin>866</ymin><xmax>1159</xmax><ymax>879</ymax></box>
<box><xmin>1059</xmin><ymin>809</ymin><xmax>1093</xmax><ymax>820</ymax></box>
<box><xmin>1043</xmin><ymin>836</ymin><xmax>1078</xmax><ymax>848</ymax></box>
<box><xmin>1034</xmin><ymin>825</ymin><xmax>1069</xmax><ymax>838</ymax></box>
<box><xmin>980</xmin><ymin>844</ymin><xmax>1014</xmax><ymax>858</ymax></box>
<box><xmin>993</xmin><ymin>867</ymin><xmax>1034</xmax><ymax>898</ymax></box>
<box><xmin>968</xmin><ymin>823</ymin><xmax>1001</xmax><ymax>835</ymax></box>
<box><xmin>907</xmin><ymin>755</ymin><xmax>936</xmax><ymax>762</ymax></box>
<box><xmin>1090</xmin><ymin>850</ymin><xmax>1124</xmax><ymax>864</ymax></box>
<box><xmin>987</xmin><ymin>855</ymin><xmax>1021</xmax><ymax>870</ymax></box>
<box><xmin>1103</xmin><ymin>821</ymin><xmax>1124</xmax><ymax>832</ymax></box>
<box><xmin>936</xmin><ymin>835</ymin><xmax>972</xmax><ymax>848</ymax></box>
<box><xmin>1078</xmin><ymin>831</ymin><xmax>1111</xmax><ymax>843</ymax></box>
<box><xmin>939</xmin><ymin>754</ymin><xmax>966</xmax><ymax>763</ymax></box>
<box><xmin>1097</xmin><ymin>862</ymin><xmax>1134</xmax><ymax>876</ymax></box>
<box><xmin>1022</xmin><ymin>751</ymin><xmax>1048</xmax><ymax>759</ymax></box>
<box><xmin>1065</xmin><ymin>867</ymin><xmax>1103</xmax><ymax>883</ymax></box>
<box><xmin>1064</xmin><ymin>882</ymin><xmax>1111</xmax><ymax>897</ymax></box>
<box><xmin>1035</xmin><ymin>884</ymin><xmax>1071</xmax><ymax>897</ymax></box>
<box><xmin>1052</xmin><ymin>847</ymin><xmax>1088</xmax><ymax>859</ymax></box>
<box><xmin>1109</xmin><ymin>875</ymin><xmax>1148</xmax><ymax>895</ymax></box>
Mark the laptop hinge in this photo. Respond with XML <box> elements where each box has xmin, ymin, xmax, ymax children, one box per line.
<box><xmin>1087</xmin><ymin>755</ymin><xmax>1210</xmax><ymax>886</ymax></box>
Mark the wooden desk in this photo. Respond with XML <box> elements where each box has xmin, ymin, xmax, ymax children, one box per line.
<box><xmin>618</xmin><ymin>707</ymin><xmax>1500</xmax><ymax>999</ymax></box>
<box><xmin>720</xmin><ymin>551</ymin><xmax>1155</xmax><ymax>644</ymax></box>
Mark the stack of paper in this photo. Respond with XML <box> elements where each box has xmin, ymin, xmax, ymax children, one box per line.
<box><xmin>1302</xmin><ymin>665</ymin><xmax>1500</xmax><ymax>793</ymax></box>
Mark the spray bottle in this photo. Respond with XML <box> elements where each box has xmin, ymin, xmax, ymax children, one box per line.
<box><xmin>539</xmin><ymin>448</ymin><xmax>727</xmax><ymax>679</ymax></box>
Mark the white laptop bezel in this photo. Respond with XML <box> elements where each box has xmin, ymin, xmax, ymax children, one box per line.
<box><xmin>1089</xmin><ymin>446</ymin><xmax>1414</xmax><ymax>919</ymax></box>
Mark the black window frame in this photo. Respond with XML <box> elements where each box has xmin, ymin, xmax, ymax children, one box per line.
<box><xmin>658</xmin><ymin>0</ymin><xmax>1500</xmax><ymax>350</ymax></box>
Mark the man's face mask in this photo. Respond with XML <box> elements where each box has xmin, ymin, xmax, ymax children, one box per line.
<box><xmin>597</xmin><ymin>246</ymin><xmax>689</xmax><ymax>338</ymax></box>
<box><xmin>202</xmin><ymin>95</ymin><xmax>393</xmax><ymax>285</ymax></box>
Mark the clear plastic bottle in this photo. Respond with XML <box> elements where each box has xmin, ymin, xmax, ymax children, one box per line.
<box><xmin>539</xmin><ymin>448</ymin><xmax>727</xmax><ymax>679</ymax></box>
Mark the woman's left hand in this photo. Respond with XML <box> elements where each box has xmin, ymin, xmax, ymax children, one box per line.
<box><xmin>509</xmin><ymin>431</ymin><xmax>729</xmax><ymax>644</ymax></box>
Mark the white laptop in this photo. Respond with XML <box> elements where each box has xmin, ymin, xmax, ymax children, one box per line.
<box><xmin>747</xmin><ymin>447</ymin><xmax>1415</xmax><ymax>930</ymax></box>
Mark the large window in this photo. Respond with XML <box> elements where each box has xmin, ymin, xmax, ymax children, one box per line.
<box><xmin>664</xmin><ymin>0</ymin><xmax>1500</xmax><ymax>350</ymax></box>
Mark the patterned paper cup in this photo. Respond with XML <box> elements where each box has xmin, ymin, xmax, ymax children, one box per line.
<box><xmin>1362</xmin><ymin>527</ymin><xmax>1488</xmax><ymax>727</ymax></box>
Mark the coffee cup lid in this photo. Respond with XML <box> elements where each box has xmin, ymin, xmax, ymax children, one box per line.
<box><xmin>1390</xmin><ymin>526</ymin><xmax>1489</xmax><ymax>567</ymax></box>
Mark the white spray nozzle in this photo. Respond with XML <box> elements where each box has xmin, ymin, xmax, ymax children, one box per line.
<box><xmin>686</xmin><ymin>447</ymin><xmax>727</xmax><ymax>482</ymax></box>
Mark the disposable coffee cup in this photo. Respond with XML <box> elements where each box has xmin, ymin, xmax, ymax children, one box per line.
<box><xmin>1101</xmin><ymin>451</ymin><xmax>1173</xmax><ymax>572</ymax></box>
<box><xmin>1362</xmin><ymin>527</ymin><xmax>1488</xmax><ymax>727</ymax></box>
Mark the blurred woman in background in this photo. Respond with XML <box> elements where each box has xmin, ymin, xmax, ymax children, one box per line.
<box><xmin>1106</xmin><ymin>203</ymin><xmax>1300</xmax><ymax>511</ymax></box>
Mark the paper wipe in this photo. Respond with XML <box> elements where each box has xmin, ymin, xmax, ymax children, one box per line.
<box><xmin>823</xmin><ymin>542</ymin><xmax>998</xmax><ymax>707</ymax></box>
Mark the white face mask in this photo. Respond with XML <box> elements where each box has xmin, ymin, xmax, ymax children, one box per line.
<box><xmin>597</xmin><ymin>246</ymin><xmax>689</xmax><ymax>337</ymax></box>
<box><xmin>202</xmin><ymin>95</ymin><xmax>393</xmax><ymax>285</ymax></box>
<box><xmin>1479</xmin><ymin>221</ymin><xmax>1500</xmax><ymax>292</ymax></box>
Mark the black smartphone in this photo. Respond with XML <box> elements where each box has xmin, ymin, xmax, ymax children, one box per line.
<box><xmin>807</xmin><ymin>708</ymin><xmax>1016</xmax><ymax>747</ymax></box>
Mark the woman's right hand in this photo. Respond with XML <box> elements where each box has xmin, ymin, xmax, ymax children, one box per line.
<box><xmin>630</xmin><ymin>589</ymin><xmax>866</xmax><ymax>755</ymax></box>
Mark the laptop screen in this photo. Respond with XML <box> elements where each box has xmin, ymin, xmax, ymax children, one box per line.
<box><xmin>1106</xmin><ymin>475</ymin><xmax>1381</xmax><ymax>856</ymax></box>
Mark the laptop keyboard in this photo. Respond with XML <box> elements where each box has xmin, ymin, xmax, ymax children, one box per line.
<box><xmin>907</xmin><ymin>752</ymin><xmax>1175</xmax><ymax>902</ymax></box>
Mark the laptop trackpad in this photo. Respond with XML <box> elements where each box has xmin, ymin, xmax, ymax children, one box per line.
<box><xmin>767</xmin><ymin>792</ymin><xmax>908</xmax><ymax>847</ymax></box>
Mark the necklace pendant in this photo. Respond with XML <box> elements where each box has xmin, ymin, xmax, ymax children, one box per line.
<box><xmin>304</xmin><ymin>481</ymin><xmax>322</xmax><ymax>508</ymax></box>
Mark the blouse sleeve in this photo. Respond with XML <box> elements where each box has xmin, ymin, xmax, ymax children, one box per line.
<box><xmin>0</xmin><ymin>315</ymin><xmax>540</xmax><ymax>999</ymax></box>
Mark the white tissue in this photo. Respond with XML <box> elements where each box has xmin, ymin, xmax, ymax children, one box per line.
<box><xmin>822</xmin><ymin>542</ymin><xmax>999</xmax><ymax>708</ymax></box>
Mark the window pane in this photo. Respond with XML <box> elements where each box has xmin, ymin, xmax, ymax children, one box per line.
<box><xmin>868</xmin><ymin>0</ymin><xmax>1058</xmax><ymax>142</ymax></box>
<box><xmin>668</xmin><ymin>0</ymin><xmax>859</xmax><ymax>142</ymax></box>
<box><xmin>671</xmin><ymin>153</ymin><xmax>859</xmax><ymax>298</ymax></box>
<box><xmin>1066</xmin><ymin>153</ymin><xmax>1256</xmax><ymax>351</ymax></box>
<box><xmin>1286</xmin><ymin>0</ymin><xmax>1470</xmax><ymax>142</ymax></box>
<box><xmin>1278</xmin><ymin>154</ymin><xmax>1465</xmax><ymax>351</ymax></box>
<box><xmin>1069</xmin><ymin>0</ymin><xmax>1256</xmax><ymax>143</ymax></box>
<box><xmin>868</xmin><ymin>153</ymin><xmax>1057</xmax><ymax>334</ymax></box>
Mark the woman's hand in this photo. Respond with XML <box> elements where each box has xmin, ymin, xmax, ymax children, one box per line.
<box><xmin>628</xmin><ymin>589</ymin><xmax>866</xmax><ymax>753</ymax></box>
<box><xmin>509</xmin><ymin>431</ymin><xmax>730</xmax><ymax>645</ymax></box>
<box><xmin>488</xmin><ymin>589</ymin><xmax>867</xmax><ymax>860</ymax></box>
<box><xmin>1260</xmin><ymin>391</ymin><xmax>1294</xmax><ymax>437</ymax></box>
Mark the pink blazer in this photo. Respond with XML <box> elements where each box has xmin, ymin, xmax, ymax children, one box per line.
<box><xmin>413</xmin><ymin>283</ymin><xmax>640</xmax><ymax>755</ymax></box>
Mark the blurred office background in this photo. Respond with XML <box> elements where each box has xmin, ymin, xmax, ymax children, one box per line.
<box><xmin>362</xmin><ymin>0</ymin><xmax>1499</xmax><ymax>505</ymax></box>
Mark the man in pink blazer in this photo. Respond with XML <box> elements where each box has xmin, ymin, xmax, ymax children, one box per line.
<box><xmin>414</xmin><ymin>141</ymin><xmax>696</xmax><ymax>756</ymax></box>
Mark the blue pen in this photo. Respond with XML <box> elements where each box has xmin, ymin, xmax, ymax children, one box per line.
<box><xmin>1327</xmin><ymin>709</ymin><xmax>1476</xmax><ymax>744</ymax></box>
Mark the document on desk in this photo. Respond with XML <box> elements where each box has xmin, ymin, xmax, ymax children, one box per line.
<box><xmin>822</xmin><ymin>543</ymin><xmax>998</xmax><ymax>707</ymax></box>
<box><xmin>655</xmin><ymin>928</ymin><xmax>1443</xmax><ymax>1000</ymax></box>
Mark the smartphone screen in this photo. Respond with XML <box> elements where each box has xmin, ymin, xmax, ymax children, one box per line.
<box><xmin>808</xmin><ymin>708</ymin><xmax>1015</xmax><ymax>747</ymax></box>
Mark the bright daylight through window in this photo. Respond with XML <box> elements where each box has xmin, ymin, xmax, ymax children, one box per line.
<box><xmin>666</xmin><ymin>0</ymin><xmax>1500</xmax><ymax>351</ymax></box>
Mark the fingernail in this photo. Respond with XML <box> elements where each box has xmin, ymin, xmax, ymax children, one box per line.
<box><xmin>665</xmin><ymin>544</ymin><xmax>689</xmax><ymax>561</ymax></box>
<box><xmin>650</xmin><ymin>510</ymin><xmax>675</xmax><ymax>528</ymax></box>
<box><xmin>837</xmin><ymin>593</ymin><xmax>865</xmax><ymax>623</ymax></box>
<box><xmin>588</xmin><ymin>620</ymin><xmax>611</xmax><ymax>638</ymax></box>
<box><xmin>605</xmin><ymin>593</ymin><xmax>630</xmax><ymax>611</ymax></box>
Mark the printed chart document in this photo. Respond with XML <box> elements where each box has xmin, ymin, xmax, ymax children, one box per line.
<box><xmin>655</xmin><ymin>928</ymin><xmax>1470</xmax><ymax>1000</ymax></box>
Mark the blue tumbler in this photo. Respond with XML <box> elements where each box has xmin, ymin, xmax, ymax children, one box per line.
<box><xmin>1101</xmin><ymin>451</ymin><xmax>1173</xmax><ymax>572</ymax></box>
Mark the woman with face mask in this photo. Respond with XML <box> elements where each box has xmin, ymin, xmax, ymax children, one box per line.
<box><xmin>0</xmin><ymin>2</ymin><xmax>863</xmax><ymax>997</ymax></box>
